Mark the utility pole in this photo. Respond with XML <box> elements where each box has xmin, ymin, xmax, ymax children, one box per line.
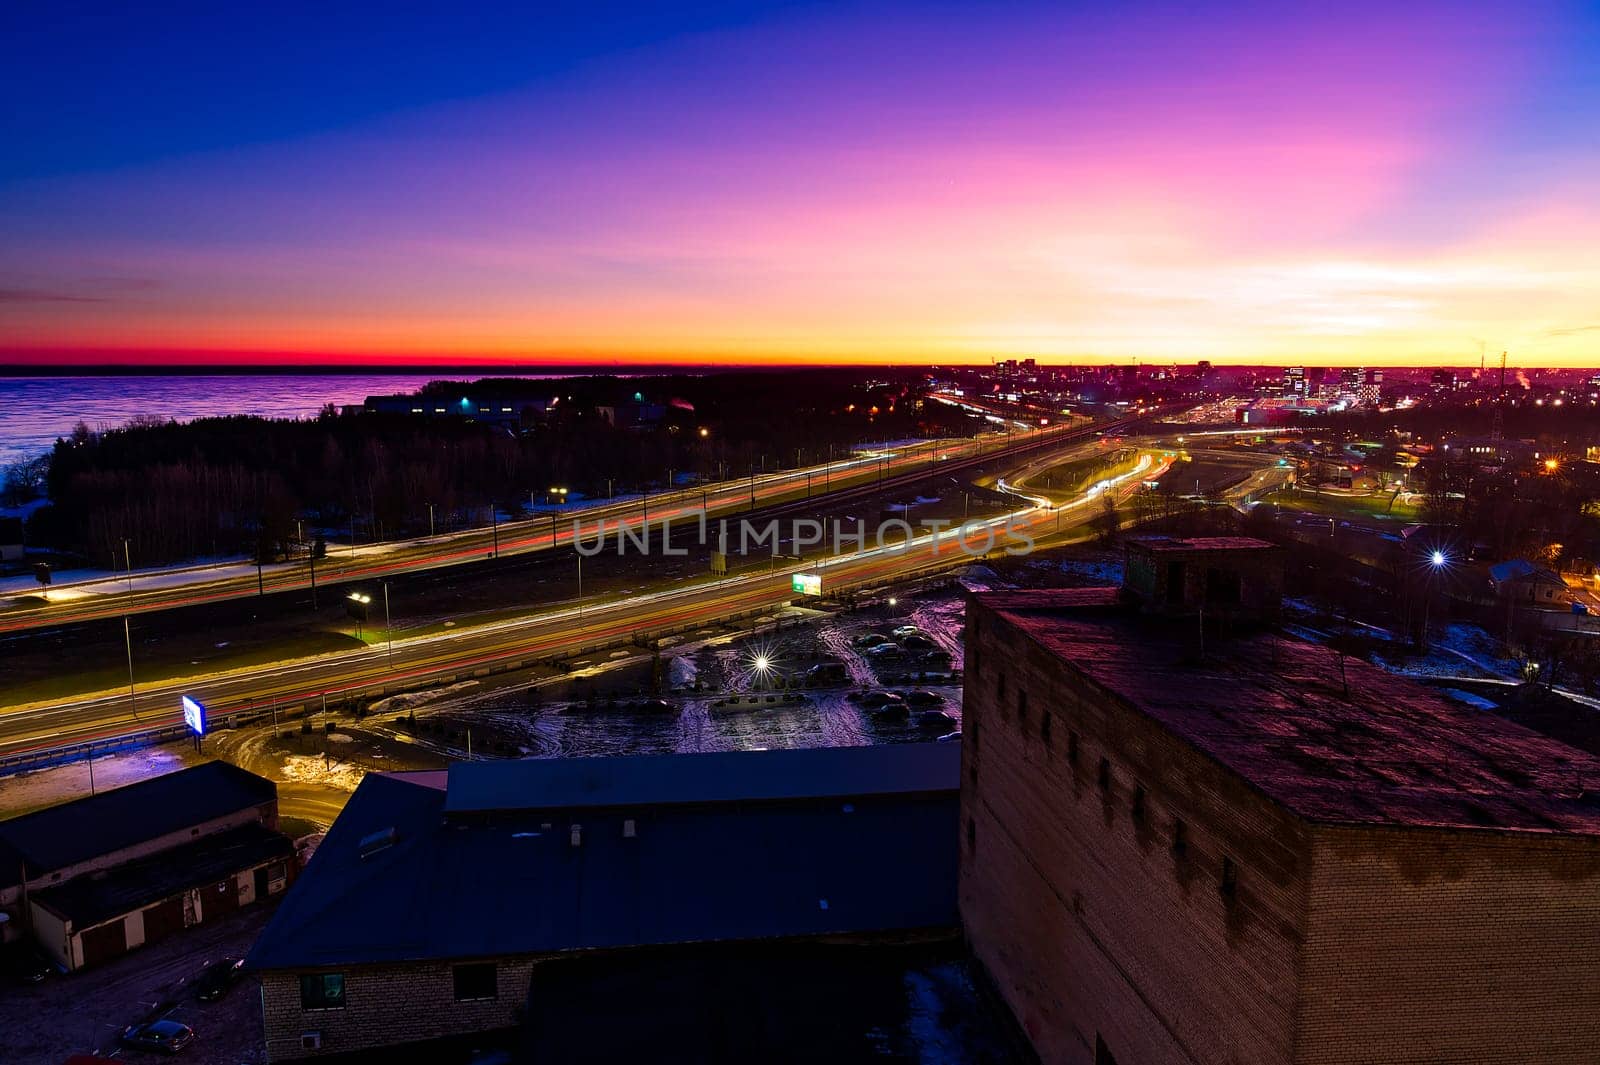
<box><xmin>427</xmin><ymin>503</ymin><xmax>436</xmax><ymax>537</ymax></box>
<box><xmin>490</xmin><ymin>503</ymin><xmax>499</xmax><ymax>557</ymax></box>
<box><xmin>383</xmin><ymin>581</ymin><xmax>393</xmax><ymax>666</ymax></box>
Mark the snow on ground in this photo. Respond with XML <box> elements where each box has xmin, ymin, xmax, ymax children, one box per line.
<box><xmin>277</xmin><ymin>753</ymin><xmax>369</xmax><ymax>791</ymax></box>
<box><xmin>1052</xmin><ymin>557</ymin><xmax>1124</xmax><ymax>585</ymax></box>
<box><xmin>1438</xmin><ymin>688</ymin><xmax>1501</xmax><ymax>711</ymax></box>
<box><xmin>368</xmin><ymin>680</ymin><xmax>479</xmax><ymax>714</ymax></box>
<box><xmin>0</xmin><ymin>744</ymin><xmax>198</xmax><ymax>818</ymax></box>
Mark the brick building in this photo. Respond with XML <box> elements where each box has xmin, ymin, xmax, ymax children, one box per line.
<box><xmin>961</xmin><ymin>538</ymin><xmax>1600</xmax><ymax>1065</ymax></box>
<box><xmin>248</xmin><ymin>744</ymin><xmax>960</xmax><ymax>1061</ymax></box>
<box><xmin>0</xmin><ymin>760</ymin><xmax>293</xmax><ymax>969</ymax></box>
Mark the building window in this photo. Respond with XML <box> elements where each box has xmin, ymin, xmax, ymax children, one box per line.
<box><xmin>997</xmin><ymin>674</ymin><xmax>1006</xmax><ymax>703</ymax></box>
<box><xmin>1017</xmin><ymin>689</ymin><xmax>1028</xmax><ymax>726</ymax></box>
<box><xmin>1132</xmin><ymin>784</ymin><xmax>1146</xmax><ymax>824</ymax></box>
<box><xmin>1097</xmin><ymin>756</ymin><xmax>1112</xmax><ymax>795</ymax></box>
<box><xmin>1095</xmin><ymin>1034</ymin><xmax>1119</xmax><ymax>1065</ymax></box>
<box><xmin>1220</xmin><ymin>856</ymin><xmax>1238</xmax><ymax>901</ymax></box>
<box><xmin>1067</xmin><ymin>730</ymin><xmax>1080</xmax><ymax>765</ymax></box>
<box><xmin>966</xmin><ymin>817</ymin><xmax>976</xmax><ymax>856</ymax></box>
<box><xmin>1172</xmin><ymin>819</ymin><xmax>1188</xmax><ymax>858</ymax></box>
<box><xmin>300</xmin><ymin>973</ymin><xmax>346</xmax><ymax>1011</ymax></box>
<box><xmin>453</xmin><ymin>962</ymin><xmax>498</xmax><ymax>1002</ymax></box>
<box><xmin>1040</xmin><ymin>713</ymin><xmax>1052</xmax><ymax>750</ymax></box>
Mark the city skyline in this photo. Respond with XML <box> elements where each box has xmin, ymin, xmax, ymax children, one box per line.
<box><xmin>5</xmin><ymin>1</ymin><xmax>1600</xmax><ymax>368</ymax></box>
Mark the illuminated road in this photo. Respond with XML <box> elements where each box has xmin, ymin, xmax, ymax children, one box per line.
<box><xmin>0</xmin><ymin>444</ymin><xmax>1168</xmax><ymax>761</ymax></box>
<box><xmin>0</xmin><ymin>418</ymin><xmax>1112</xmax><ymax>635</ymax></box>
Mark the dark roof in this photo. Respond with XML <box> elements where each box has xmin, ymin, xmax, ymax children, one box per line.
<box><xmin>0</xmin><ymin>761</ymin><xmax>276</xmax><ymax>886</ymax></box>
<box><xmin>977</xmin><ymin>588</ymin><xmax>1600</xmax><ymax>836</ymax></box>
<box><xmin>32</xmin><ymin>822</ymin><xmax>293</xmax><ymax>928</ymax></box>
<box><xmin>1488</xmin><ymin>559</ymin><xmax>1564</xmax><ymax>586</ymax></box>
<box><xmin>249</xmin><ymin>745</ymin><xmax>959</xmax><ymax>970</ymax></box>
<box><xmin>443</xmin><ymin>743</ymin><xmax>958</xmax><ymax>816</ymax></box>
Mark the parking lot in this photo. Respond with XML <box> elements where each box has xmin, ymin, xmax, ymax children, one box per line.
<box><xmin>0</xmin><ymin>905</ymin><xmax>271</xmax><ymax>1064</ymax></box>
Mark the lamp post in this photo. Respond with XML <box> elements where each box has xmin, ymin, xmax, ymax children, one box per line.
<box><xmin>122</xmin><ymin>538</ymin><xmax>138</xmax><ymax>721</ymax></box>
<box><xmin>1421</xmin><ymin>549</ymin><xmax>1449</xmax><ymax>649</ymax></box>
<box><xmin>382</xmin><ymin>582</ymin><xmax>393</xmax><ymax>666</ymax></box>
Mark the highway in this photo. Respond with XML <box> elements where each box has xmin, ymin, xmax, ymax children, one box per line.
<box><xmin>0</xmin><ymin>416</ymin><xmax>1118</xmax><ymax>635</ymax></box>
<box><xmin>0</xmin><ymin>442</ymin><xmax>1169</xmax><ymax>762</ymax></box>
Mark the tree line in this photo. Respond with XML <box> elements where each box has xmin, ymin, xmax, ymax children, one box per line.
<box><xmin>16</xmin><ymin>371</ymin><xmax>977</xmax><ymax>568</ymax></box>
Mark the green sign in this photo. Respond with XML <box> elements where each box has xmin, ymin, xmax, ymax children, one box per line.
<box><xmin>792</xmin><ymin>572</ymin><xmax>822</xmax><ymax>596</ymax></box>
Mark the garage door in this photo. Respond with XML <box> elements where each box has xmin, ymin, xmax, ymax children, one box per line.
<box><xmin>142</xmin><ymin>896</ymin><xmax>184</xmax><ymax>946</ymax></box>
<box><xmin>80</xmin><ymin>918</ymin><xmax>128</xmax><ymax>968</ymax></box>
<box><xmin>205</xmin><ymin>876</ymin><xmax>239</xmax><ymax>920</ymax></box>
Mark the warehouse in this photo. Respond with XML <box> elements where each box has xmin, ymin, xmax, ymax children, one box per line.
<box><xmin>249</xmin><ymin>744</ymin><xmax>960</xmax><ymax>1061</ymax></box>
<box><xmin>0</xmin><ymin>760</ymin><xmax>293</xmax><ymax>968</ymax></box>
<box><xmin>961</xmin><ymin>540</ymin><xmax>1600</xmax><ymax>1065</ymax></box>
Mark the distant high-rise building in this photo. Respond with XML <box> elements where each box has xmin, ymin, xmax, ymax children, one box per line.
<box><xmin>1284</xmin><ymin>366</ymin><xmax>1306</xmax><ymax>396</ymax></box>
<box><xmin>1360</xmin><ymin>368</ymin><xmax>1383</xmax><ymax>406</ymax></box>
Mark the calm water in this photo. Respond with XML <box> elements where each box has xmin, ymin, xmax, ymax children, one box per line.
<box><xmin>0</xmin><ymin>373</ymin><xmax>498</xmax><ymax>465</ymax></box>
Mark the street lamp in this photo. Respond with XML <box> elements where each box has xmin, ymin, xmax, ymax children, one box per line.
<box><xmin>346</xmin><ymin>591</ymin><xmax>372</xmax><ymax>639</ymax></box>
<box><xmin>1421</xmin><ymin>550</ymin><xmax>1449</xmax><ymax>649</ymax></box>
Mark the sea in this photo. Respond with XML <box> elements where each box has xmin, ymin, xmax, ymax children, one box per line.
<box><xmin>0</xmin><ymin>373</ymin><xmax>532</xmax><ymax>466</ymax></box>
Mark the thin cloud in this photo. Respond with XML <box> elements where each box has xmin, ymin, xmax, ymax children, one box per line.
<box><xmin>0</xmin><ymin>288</ymin><xmax>108</xmax><ymax>303</ymax></box>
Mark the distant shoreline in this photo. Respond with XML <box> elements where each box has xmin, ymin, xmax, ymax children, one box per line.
<box><xmin>0</xmin><ymin>363</ymin><xmax>790</xmax><ymax>378</ymax></box>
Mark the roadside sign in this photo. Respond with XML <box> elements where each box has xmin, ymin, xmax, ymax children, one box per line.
<box><xmin>791</xmin><ymin>572</ymin><xmax>822</xmax><ymax>596</ymax></box>
<box><xmin>181</xmin><ymin>695</ymin><xmax>208</xmax><ymax>736</ymax></box>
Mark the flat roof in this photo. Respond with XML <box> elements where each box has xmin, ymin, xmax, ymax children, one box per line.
<box><xmin>0</xmin><ymin>761</ymin><xmax>276</xmax><ymax>887</ymax></box>
<box><xmin>978</xmin><ymin>589</ymin><xmax>1600</xmax><ymax>836</ymax></box>
<box><xmin>443</xmin><ymin>743</ymin><xmax>958</xmax><ymax>816</ymax></box>
<box><xmin>250</xmin><ymin>746</ymin><xmax>960</xmax><ymax>971</ymax></box>
<box><xmin>32</xmin><ymin>822</ymin><xmax>293</xmax><ymax>928</ymax></box>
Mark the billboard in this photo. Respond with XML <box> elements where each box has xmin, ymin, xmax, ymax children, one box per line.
<box><xmin>791</xmin><ymin>572</ymin><xmax>822</xmax><ymax>596</ymax></box>
<box><xmin>181</xmin><ymin>695</ymin><xmax>208</xmax><ymax>736</ymax></box>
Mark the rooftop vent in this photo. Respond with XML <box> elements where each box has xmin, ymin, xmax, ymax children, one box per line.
<box><xmin>358</xmin><ymin>826</ymin><xmax>397</xmax><ymax>860</ymax></box>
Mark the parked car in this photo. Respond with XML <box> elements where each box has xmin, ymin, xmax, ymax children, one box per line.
<box><xmin>805</xmin><ymin>662</ymin><xmax>849</xmax><ymax>685</ymax></box>
<box><xmin>120</xmin><ymin>1020</ymin><xmax>196</xmax><ymax>1054</ymax></box>
<box><xmin>918</xmin><ymin>709</ymin><xmax>960</xmax><ymax>732</ymax></box>
<box><xmin>891</xmin><ymin>625</ymin><xmax>921</xmax><ymax>639</ymax></box>
<box><xmin>851</xmin><ymin>632</ymin><xmax>890</xmax><ymax>648</ymax></box>
<box><xmin>898</xmin><ymin>634</ymin><xmax>936</xmax><ymax>650</ymax></box>
<box><xmin>904</xmin><ymin>690</ymin><xmax>943</xmax><ymax>707</ymax></box>
<box><xmin>2</xmin><ymin>943</ymin><xmax>52</xmax><ymax>985</ymax></box>
<box><xmin>194</xmin><ymin>956</ymin><xmax>244</xmax><ymax>1002</ymax></box>
<box><xmin>864</xmin><ymin>643</ymin><xmax>903</xmax><ymax>660</ymax></box>
<box><xmin>855</xmin><ymin>690</ymin><xmax>904</xmax><ymax>709</ymax></box>
<box><xmin>634</xmin><ymin>698</ymin><xmax>676</xmax><ymax>715</ymax></box>
<box><xmin>871</xmin><ymin>700</ymin><xmax>911</xmax><ymax>722</ymax></box>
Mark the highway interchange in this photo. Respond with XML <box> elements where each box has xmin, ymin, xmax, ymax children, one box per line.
<box><xmin>1</xmin><ymin>415</ymin><xmax>1163</xmax><ymax>762</ymax></box>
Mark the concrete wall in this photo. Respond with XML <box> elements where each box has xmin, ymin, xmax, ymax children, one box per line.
<box><xmin>29</xmin><ymin>898</ymin><xmax>70</xmax><ymax>970</ymax></box>
<box><xmin>261</xmin><ymin>957</ymin><xmax>537</xmax><ymax>1062</ymax></box>
<box><xmin>960</xmin><ymin>602</ymin><xmax>1311</xmax><ymax>1065</ymax></box>
<box><xmin>1295</xmin><ymin>826</ymin><xmax>1600</xmax><ymax>1064</ymax></box>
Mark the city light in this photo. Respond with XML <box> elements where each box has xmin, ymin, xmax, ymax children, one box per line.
<box><xmin>1430</xmin><ymin>550</ymin><xmax>1447</xmax><ymax>568</ymax></box>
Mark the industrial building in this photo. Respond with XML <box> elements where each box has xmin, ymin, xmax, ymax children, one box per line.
<box><xmin>248</xmin><ymin>744</ymin><xmax>960</xmax><ymax>1061</ymax></box>
<box><xmin>961</xmin><ymin>538</ymin><xmax>1600</xmax><ymax>1064</ymax></box>
<box><xmin>0</xmin><ymin>760</ymin><xmax>294</xmax><ymax>969</ymax></box>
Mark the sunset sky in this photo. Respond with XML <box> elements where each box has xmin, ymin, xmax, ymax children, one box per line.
<box><xmin>4</xmin><ymin>1</ymin><xmax>1599</xmax><ymax>368</ymax></box>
